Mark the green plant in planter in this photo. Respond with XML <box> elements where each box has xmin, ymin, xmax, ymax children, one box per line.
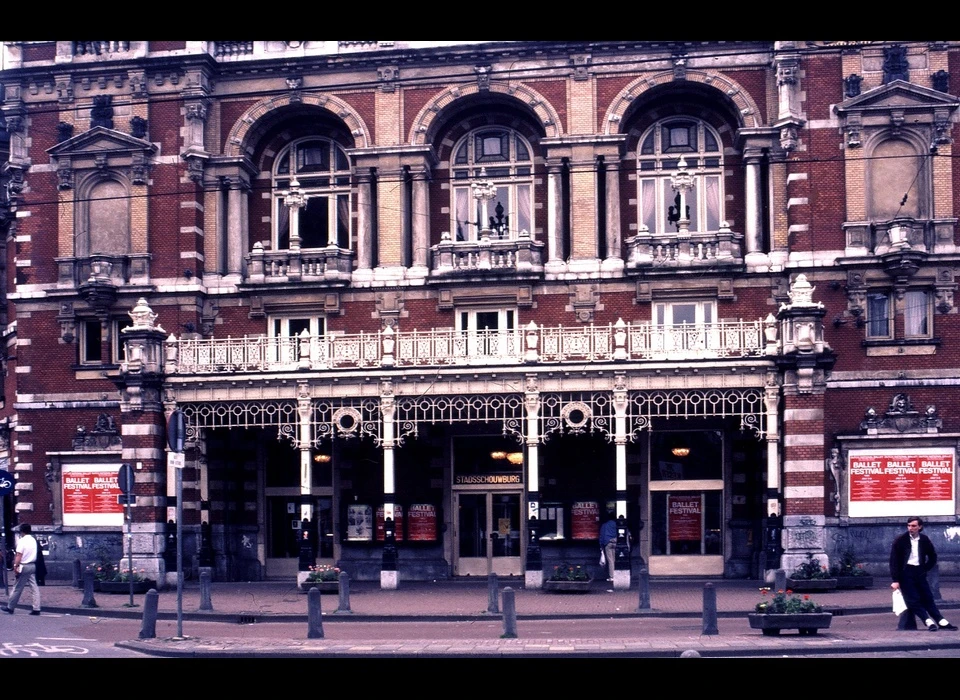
<box><xmin>790</xmin><ymin>553</ymin><xmax>831</xmax><ymax>580</ymax></box>
<box><xmin>755</xmin><ymin>587</ymin><xmax>822</xmax><ymax>614</ymax></box>
<box><xmin>548</xmin><ymin>562</ymin><xmax>590</xmax><ymax>582</ymax></box>
<box><xmin>830</xmin><ymin>550</ymin><xmax>869</xmax><ymax>577</ymax></box>
<box><xmin>306</xmin><ymin>564</ymin><xmax>340</xmax><ymax>583</ymax></box>
<box><xmin>111</xmin><ymin>567</ymin><xmax>147</xmax><ymax>583</ymax></box>
<box><xmin>86</xmin><ymin>544</ymin><xmax>117</xmax><ymax>582</ymax></box>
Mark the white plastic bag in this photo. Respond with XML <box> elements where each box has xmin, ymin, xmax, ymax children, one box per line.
<box><xmin>599</xmin><ymin>549</ymin><xmax>606</xmax><ymax>567</ymax></box>
<box><xmin>892</xmin><ymin>588</ymin><xmax>907</xmax><ymax>616</ymax></box>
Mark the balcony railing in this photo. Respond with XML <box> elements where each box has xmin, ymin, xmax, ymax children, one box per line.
<box><xmin>430</xmin><ymin>231</ymin><xmax>545</xmax><ymax>278</ymax></box>
<box><xmin>625</xmin><ymin>224</ymin><xmax>743</xmax><ymax>271</ymax></box>
<box><xmin>168</xmin><ymin>318</ymin><xmax>770</xmax><ymax>375</ymax></box>
<box><xmin>245</xmin><ymin>243</ymin><xmax>354</xmax><ymax>284</ymax></box>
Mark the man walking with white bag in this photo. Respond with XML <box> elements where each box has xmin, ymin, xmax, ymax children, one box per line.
<box><xmin>3</xmin><ymin>523</ymin><xmax>41</xmax><ymax>615</ymax></box>
<box><xmin>890</xmin><ymin>516</ymin><xmax>956</xmax><ymax>631</ymax></box>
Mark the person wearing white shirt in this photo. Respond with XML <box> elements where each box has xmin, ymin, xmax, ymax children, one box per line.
<box><xmin>3</xmin><ymin>523</ymin><xmax>41</xmax><ymax>615</ymax></box>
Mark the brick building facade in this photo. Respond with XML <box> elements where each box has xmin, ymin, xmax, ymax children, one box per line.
<box><xmin>0</xmin><ymin>40</ymin><xmax>958</xmax><ymax>587</ymax></box>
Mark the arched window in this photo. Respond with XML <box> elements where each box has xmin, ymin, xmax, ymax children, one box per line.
<box><xmin>450</xmin><ymin>127</ymin><xmax>534</xmax><ymax>241</ymax></box>
<box><xmin>273</xmin><ymin>138</ymin><xmax>352</xmax><ymax>250</ymax></box>
<box><xmin>636</xmin><ymin>119</ymin><xmax>724</xmax><ymax>234</ymax></box>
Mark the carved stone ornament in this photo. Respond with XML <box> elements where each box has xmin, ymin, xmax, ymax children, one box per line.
<box><xmin>844</xmin><ymin>74</ymin><xmax>862</xmax><ymax>98</ymax></box>
<box><xmin>859</xmin><ymin>393</ymin><xmax>942</xmax><ymax>434</ymax></box>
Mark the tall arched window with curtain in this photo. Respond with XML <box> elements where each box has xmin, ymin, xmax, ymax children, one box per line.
<box><xmin>636</xmin><ymin>118</ymin><xmax>724</xmax><ymax>234</ymax></box>
<box><xmin>272</xmin><ymin>137</ymin><xmax>352</xmax><ymax>250</ymax></box>
<box><xmin>450</xmin><ymin>127</ymin><xmax>534</xmax><ymax>241</ymax></box>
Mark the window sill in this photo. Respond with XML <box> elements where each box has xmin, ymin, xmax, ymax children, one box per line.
<box><xmin>72</xmin><ymin>364</ymin><xmax>122</xmax><ymax>379</ymax></box>
<box><xmin>862</xmin><ymin>337</ymin><xmax>940</xmax><ymax>356</ymax></box>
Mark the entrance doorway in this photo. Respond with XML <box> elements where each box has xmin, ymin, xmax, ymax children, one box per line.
<box><xmin>454</xmin><ymin>491</ymin><xmax>522</xmax><ymax>576</ymax></box>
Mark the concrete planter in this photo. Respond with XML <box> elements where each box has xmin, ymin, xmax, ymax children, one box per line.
<box><xmin>97</xmin><ymin>579</ymin><xmax>156</xmax><ymax>594</ymax></box>
<box><xmin>748</xmin><ymin>612</ymin><xmax>833</xmax><ymax>636</ymax></box>
<box><xmin>300</xmin><ymin>581</ymin><xmax>339</xmax><ymax>594</ymax></box>
<box><xmin>543</xmin><ymin>579</ymin><xmax>592</xmax><ymax>593</ymax></box>
<box><xmin>785</xmin><ymin>577</ymin><xmax>837</xmax><ymax>592</ymax></box>
<box><xmin>835</xmin><ymin>575</ymin><xmax>873</xmax><ymax>589</ymax></box>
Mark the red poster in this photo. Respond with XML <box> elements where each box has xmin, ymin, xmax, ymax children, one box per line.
<box><xmin>407</xmin><ymin>504</ymin><xmax>437</xmax><ymax>541</ymax></box>
<box><xmin>668</xmin><ymin>494</ymin><xmax>702</xmax><ymax>541</ymax></box>
<box><xmin>570</xmin><ymin>501</ymin><xmax>599</xmax><ymax>541</ymax></box>
<box><xmin>375</xmin><ymin>505</ymin><xmax>404</xmax><ymax>542</ymax></box>
<box><xmin>849</xmin><ymin>454</ymin><xmax>955</xmax><ymax>502</ymax></box>
<box><xmin>63</xmin><ymin>471</ymin><xmax>123</xmax><ymax>515</ymax></box>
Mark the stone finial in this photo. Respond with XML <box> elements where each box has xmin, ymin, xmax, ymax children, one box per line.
<box><xmin>127</xmin><ymin>297</ymin><xmax>164</xmax><ymax>331</ymax></box>
<box><xmin>785</xmin><ymin>274</ymin><xmax>820</xmax><ymax>308</ymax></box>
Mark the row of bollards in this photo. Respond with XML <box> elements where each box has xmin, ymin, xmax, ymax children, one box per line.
<box><xmin>131</xmin><ymin>570</ymin><xmax>723</xmax><ymax>647</ymax></box>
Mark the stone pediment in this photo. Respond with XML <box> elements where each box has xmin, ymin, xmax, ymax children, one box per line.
<box><xmin>835</xmin><ymin>80</ymin><xmax>959</xmax><ymax>117</ymax></box>
<box><xmin>46</xmin><ymin>127</ymin><xmax>156</xmax><ymax>189</ymax></box>
<box><xmin>47</xmin><ymin>126</ymin><xmax>156</xmax><ymax>159</ymax></box>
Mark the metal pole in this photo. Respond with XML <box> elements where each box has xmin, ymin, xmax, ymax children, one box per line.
<box><xmin>176</xmin><ymin>465</ymin><xmax>183</xmax><ymax>638</ymax></box>
<box><xmin>126</xmin><ymin>499</ymin><xmax>134</xmax><ymax>606</ymax></box>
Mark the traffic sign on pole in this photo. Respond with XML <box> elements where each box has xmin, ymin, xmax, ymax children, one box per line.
<box><xmin>118</xmin><ymin>463</ymin><xmax>135</xmax><ymax>495</ymax></box>
<box><xmin>167</xmin><ymin>409</ymin><xmax>186</xmax><ymax>453</ymax></box>
<box><xmin>117</xmin><ymin>494</ymin><xmax>138</xmax><ymax>506</ymax></box>
<box><xmin>168</xmin><ymin>452</ymin><xmax>186</xmax><ymax>470</ymax></box>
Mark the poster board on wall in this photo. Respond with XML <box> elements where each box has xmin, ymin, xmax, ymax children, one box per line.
<box><xmin>847</xmin><ymin>448</ymin><xmax>956</xmax><ymax>517</ymax></box>
<box><xmin>570</xmin><ymin>501</ymin><xmax>599</xmax><ymax>541</ymax></box>
<box><xmin>62</xmin><ymin>464</ymin><xmax>124</xmax><ymax>526</ymax></box>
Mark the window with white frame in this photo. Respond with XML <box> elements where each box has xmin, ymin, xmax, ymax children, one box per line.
<box><xmin>457</xmin><ymin>308</ymin><xmax>518</xmax><ymax>358</ymax></box>
<box><xmin>866</xmin><ymin>290</ymin><xmax>932</xmax><ymax>340</ymax></box>
<box><xmin>273</xmin><ymin>138</ymin><xmax>352</xmax><ymax>250</ymax></box>
<box><xmin>79</xmin><ymin>318</ymin><xmax>133</xmax><ymax>365</ymax></box>
<box><xmin>268</xmin><ymin>315</ymin><xmax>326</xmax><ymax>364</ymax></box>
<box><xmin>652</xmin><ymin>300</ymin><xmax>717</xmax><ymax>354</ymax></box>
<box><xmin>450</xmin><ymin>128</ymin><xmax>534</xmax><ymax>241</ymax></box>
<box><xmin>637</xmin><ymin>119</ymin><xmax>724</xmax><ymax>234</ymax></box>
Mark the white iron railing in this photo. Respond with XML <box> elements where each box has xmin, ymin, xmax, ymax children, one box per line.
<box><xmin>169</xmin><ymin>318</ymin><xmax>771</xmax><ymax>375</ymax></box>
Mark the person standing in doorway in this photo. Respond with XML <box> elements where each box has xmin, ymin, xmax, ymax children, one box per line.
<box><xmin>889</xmin><ymin>516</ymin><xmax>957</xmax><ymax>631</ymax></box>
<box><xmin>600</xmin><ymin>510</ymin><xmax>617</xmax><ymax>582</ymax></box>
<box><xmin>3</xmin><ymin>523</ymin><xmax>41</xmax><ymax>615</ymax></box>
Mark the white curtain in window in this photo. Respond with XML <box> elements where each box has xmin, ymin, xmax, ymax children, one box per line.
<box><xmin>904</xmin><ymin>291</ymin><xmax>929</xmax><ymax>337</ymax></box>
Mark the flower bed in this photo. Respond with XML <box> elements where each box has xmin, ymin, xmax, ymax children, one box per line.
<box><xmin>750</xmin><ymin>587</ymin><xmax>832</xmax><ymax>635</ymax></box>
<box><xmin>543</xmin><ymin>562</ymin><xmax>592</xmax><ymax>592</ymax></box>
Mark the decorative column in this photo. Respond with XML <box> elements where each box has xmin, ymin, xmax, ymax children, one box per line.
<box><xmin>773</xmin><ymin>274</ymin><xmax>837</xmax><ymax>577</ymax></box>
<box><xmin>670</xmin><ymin>156</ymin><xmax>694</xmax><ymax>262</ymax></box>
<box><xmin>296</xmin><ymin>381</ymin><xmax>314</xmax><ymax>572</ymax></box>
<box><xmin>380</xmin><ymin>380</ymin><xmax>398</xmax><ymax>589</ymax></box>
<box><xmin>545</xmin><ymin>159</ymin><xmax>564</xmax><ymax>265</ymax></box>
<box><xmin>603</xmin><ymin>157</ymin><xmax>623</xmax><ymax>268</ymax></box>
<box><xmin>523</xmin><ymin>374</ymin><xmax>542</xmax><ymax>589</ymax></box>
<box><xmin>612</xmin><ymin>373</ymin><xmax>631</xmax><ymax>589</ymax></box>
<box><xmin>743</xmin><ymin>147</ymin><xmax>764</xmax><ymax>254</ymax></box>
<box><xmin>355</xmin><ymin>169</ymin><xmax>373</xmax><ymax>270</ymax></box>
<box><xmin>471</xmin><ymin>168</ymin><xmax>497</xmax><ymax>239</ymax></box>
<box><xmin>113</xmin><ymin>298</ymin><xmax>170</xmax><ymax>585</ymax></box>
<box><xmin>226</xmin><ymin>176</ymin><xmax>250</xmax><ymax>278</ymax></box>
<box><xmin>410</xmin><ymin>166</ymin><xmax>430</xmax><ymax>272</ymax></box>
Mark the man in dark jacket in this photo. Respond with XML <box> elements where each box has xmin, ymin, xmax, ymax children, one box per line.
<box><xmin>889</xmin><ymin>516</ymin><xmax>957</xmax><ymax>631</ymax></box>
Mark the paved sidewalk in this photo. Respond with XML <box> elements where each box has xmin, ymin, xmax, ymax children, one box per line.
<box><xmin>10</xmin><ymin>575</ymin><xmax>960</xmax><ymax>657</ymax></box>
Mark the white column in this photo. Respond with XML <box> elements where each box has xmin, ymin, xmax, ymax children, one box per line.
<box><xmin>764</xmin><ymin>377</ymin><xmax>781</xmax><ymax>515</ymax></box>
<box><xmin>604</xmin><ymin>159</ymin><xmax>622</xmax><ymax>260</ymax></box>
<box><xmin>411</xmin><ymin>172</ymin><xmax>429</xmax><ymax>268</ymax></box>
<box><xmin>744</xmin><ymin>150</ymin><xmax>763</xmax><ymax>254</ymax></box>
<box><xmin>380</xmin><ymin>390</ymin><xmax>397</xmax><ymax>590</ymax></box>
<box><xmin>356</xmin><ymin>170</ymin><xmax>372</xmax><ymax>269</ymax></box>
<box><xmin>297</xmin><ymin>388</ymin><xmax>313</xmax><ymax>525</ymax></box>
<box><xmin>546</xmin><ymin>160</ymin><xmax>563</xmax><ymax>262</ymax></box>
<box><xmin>226</xmin><ymin>179</ymin><xmax>249</xmax><ymax>277</ymax></box>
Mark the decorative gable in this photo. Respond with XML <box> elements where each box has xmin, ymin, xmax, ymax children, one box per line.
<box><xmin>47</xmin><ymin>126</ymin><xmax>156</xmax><ymax>189</ymax></box>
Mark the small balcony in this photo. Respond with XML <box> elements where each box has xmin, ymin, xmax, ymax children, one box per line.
<box><xmin>842</xmin><ymin>217</ymin><xmax>958</xmax><ymax>258</ymax></box>
<box><xmin>624</xmin><ymin>224</ymin><xmax>744</xmax><ymax>273</ymax></box>
<box><xmin>429</xmin><ymin>230</ymin><xmax>545</xmax><ymax>280</ymax></box>
<box><xmin>245</xmin><ymin>243</ymin><xmax>354</xmax><ymax>285</ymax></box>
<box><xmin>56</xmin><ymin>254</ymin><xmax>152</xmax><ymax>288</ymax></box>
<box><xmin>168</xmin><ymin>318</ymin><xmax>770</xmax><ymax>375</ymax></box>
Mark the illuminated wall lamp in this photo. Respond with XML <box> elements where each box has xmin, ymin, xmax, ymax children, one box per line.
<box><xmin>313</xmin><ymin>453</ymin><xmax>332</xmax><ymax>464</ymax></box>
<box><xmin>490</xmin><ymin>451</ymin><xmax>507</xmax><ymax>460</ymax></box>
<box><xmin>671</xmin><ymin>447</ymin><xmax>691</xmax><ymax>458</ymax></box>
<box><xmin>506</xmin><ymin>452</ymin><xmax>524</xmax><ymax>465</ymax></box>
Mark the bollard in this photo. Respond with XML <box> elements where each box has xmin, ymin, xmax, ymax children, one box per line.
<box><xmin>487</xmin><ymin>573</ymin><xmax>500</xmax><ymax>614</ymax></box>
<box><xmin>81</xmin><ymin>569</ymin><xmax>98</xmax><ymax>609</ymax></box>
<box><xmin>336</xmin><ymin>572</ymin><xmax>352</xmax><ymax>613</ymax></box>
<box><xmin>680</xmin><ymin>649</ymin><xmax>701</xmax><ymax>658</ymax></box>
<box><xmin>139</xmin><ymin>589</ymin><xmax>159</xmax><ymax>639</ymax></box>
<box><xmin>774</xmin><ymin>568</ymin><xmax>786</xmax><ymax>593</ymax></box>
<box><xmin>702</xmin><ymin>582</ymin><xmax>719</xmax><ymax>635</ymax></box>
<box><xmin>930</xmin><ymin>563</ymin><xmax>942</xmax><ymax>602</ymax></box>
<box><xmin>501</xmin><ymin>586</ymin><xmax>517</xmax><ymax>639</ymax></box>
<box><xmin>307</xmin><ymin>586</ymin><xmax>324</xmax><ymax>639</ymax></box>
<box><xmin>198</xmin><ymin>569</ymin><xmax>213</xmax><ymax>611</ymax></box>
<box><xmin>637</xmin><ymin>566</ymin><xmax>651</xmax><ymax>611</ymax></box>
<box><xmin>73</xmin><ymin>559</ymin><xmax>83</xmax><ymax>588</ymax></box>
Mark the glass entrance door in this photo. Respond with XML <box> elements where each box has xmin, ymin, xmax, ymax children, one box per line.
<box><xmin>455</xmin><ymin>492</ymin><xmax>522</xmax><ymax>576</ymax></box>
